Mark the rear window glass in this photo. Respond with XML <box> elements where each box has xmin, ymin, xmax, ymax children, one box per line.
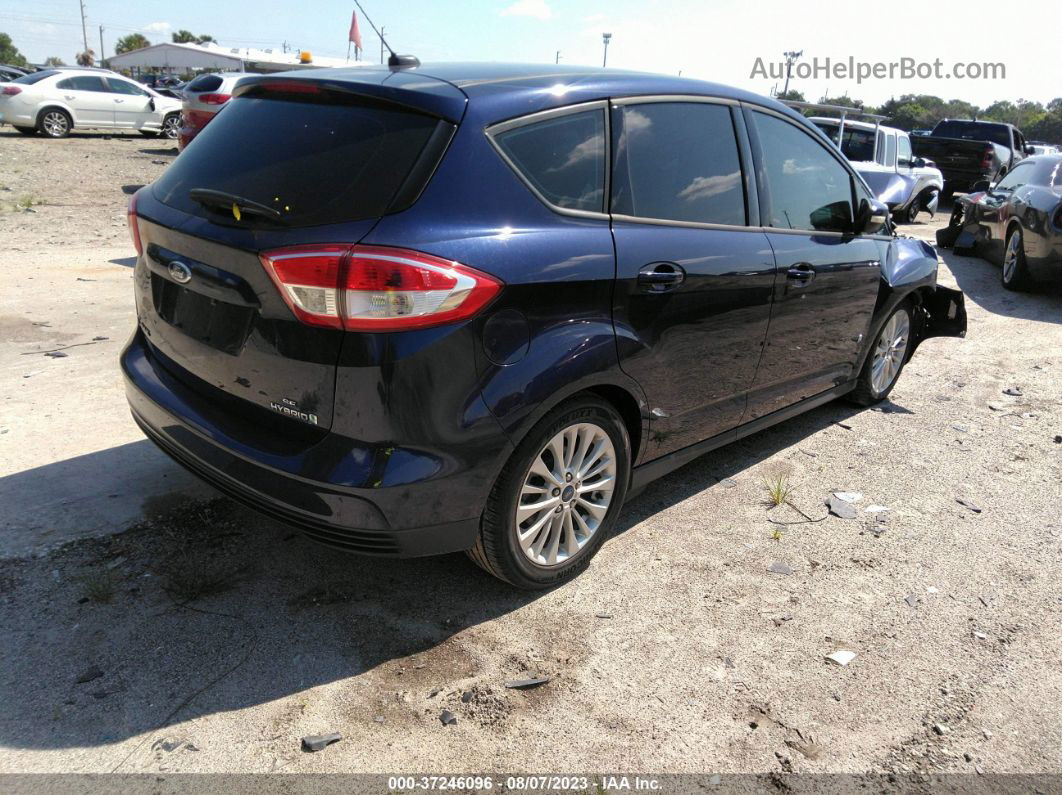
<box><xmin>13</xmin><ymin>70</ymin><xmax>56</xmax><ymax>85</ymax></box>
<box><xmin>491</xmin><ymin>109</ymin><xmax>606</xmax><ymax>212</ymax></box>
<box><xmin>612</xmin><ymin>102</ymin><xmax>746</xmax><ymax>226</ymax></box>
<box><xmin>185</xmin><ymin>74</ymin><xmax>223</xmax><ymax>92</ymax></box>
<box><xmin>933</xmin><ymin>120</ymin><xmax>1011</xmax><ymax>148</ymax></box>
<box><xmin>152</xmin><ymin>93</ymin><xmax>444</xmax><ymax>227</ymax></box>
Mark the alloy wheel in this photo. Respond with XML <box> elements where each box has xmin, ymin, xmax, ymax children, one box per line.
<box><xmin>1002</xmin><ymin>230</ymin><xmax>1022</xmax><ymax>284</ymax></box>
<box><xmin>42</xmin><ymin>111</ymin><xmax>69</xmax><ymax>137</ymax></box>
<box><xmin>870</xmin><ymin>310</ymin><xmax>910</xmax><ymax>394</ymax></box>
<box><xmin>162</xmin><ymin>115</ymin><xmax>180</xmax><ymax>139</ymax></box>
<box><xmin>514</xmin><ymin>422</ymin><xmax>617</xmax><ymax>567</ymax></box>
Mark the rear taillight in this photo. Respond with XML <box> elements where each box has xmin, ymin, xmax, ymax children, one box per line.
<box><xmin>980</xmin><ymin>147</ymin><xmax>994</xmax><ymax>169</ymax></box>
<box><xmin>127</xmin><ymin>190</ymin><xmax>143</xmax><ymax>256</ymax></box>
<box><xmin>1</xmin><ymin>85</ymin><xmax>22</xmax><ymax>96</ymax></box>
<box><xmin>198</xmin><ymin>93</ymin><xmax>231</xmax><ymax>104</ymax></box>
<box><xmin>258</xmin><ymin>245</ymin><xmax>502</xmax><ymax>331</ymax></box>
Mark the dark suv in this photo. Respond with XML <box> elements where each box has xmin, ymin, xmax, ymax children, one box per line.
<box><xmin>123</xmin><ymin>63</ymin><xmax>966</xmax><ymax>589</ymax></box>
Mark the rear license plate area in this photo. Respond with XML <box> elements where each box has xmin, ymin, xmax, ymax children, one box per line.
<box><xmin>151</xmin><ymin>273</ymin><xmax>254</xmax><ymax>355</ymax></box>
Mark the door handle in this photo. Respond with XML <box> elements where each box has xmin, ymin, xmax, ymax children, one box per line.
<box><xmin>786</xmin><ymin>263</ymin><xmax>816</xmax><ymax>286</ymax></box>
<box><xmin>637</xmin><ymin>262</ymin><xmax>685</xmax><ymax>291</ymax></box>
<box><xmin>64</xmin><ymin>95</ymin><xmax>76</xmax><ymax>100</ymax></box>
<box><xmin>114</xmin><ymin>99</ymin><xmax>124</xmax><ymax>103</ymax></box>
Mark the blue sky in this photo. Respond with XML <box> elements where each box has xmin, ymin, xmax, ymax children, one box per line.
<box><xmin>2</xmin><ymin>0</ymin><xmax>1057</xmax><ymax>107</ymax></box>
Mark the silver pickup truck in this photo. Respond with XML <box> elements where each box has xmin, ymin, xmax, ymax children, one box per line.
<box><xmin>783</xmin><ymin>102</ymin><xmax>944</xmax><ymax>223</ymax></box>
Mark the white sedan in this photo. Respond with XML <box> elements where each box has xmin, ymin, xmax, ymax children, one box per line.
<box><xmin>0</xmin><ymin>67</ymin><xmax>183</xmax><ymax>139</ymax></box>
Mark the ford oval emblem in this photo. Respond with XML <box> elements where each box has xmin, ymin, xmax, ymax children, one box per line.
<box><xmin>168</xmin><ymin>261</ymin><xmax>192</xmax><ymax>284</ymax></box>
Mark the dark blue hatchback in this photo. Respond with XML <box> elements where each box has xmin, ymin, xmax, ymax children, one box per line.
<box><xmin>123</xmin><ymin>63</ymin><xmax>966</xmax><ymax>588</ymax></box>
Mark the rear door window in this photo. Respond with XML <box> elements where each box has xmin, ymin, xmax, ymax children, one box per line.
<box><xmin>490</xmin><ymin>108</ymin><xmax>606</xmax><ymax>213</ymax></box>
<box><xmin>611</xmin><ymin>101</ymin><xmax>746</xmax><ymax>226</ymax></box>
<box><xmin>152</xmin><ymin>92</ymin><xmax>448</xmax><ymax>227</ymax></box>
<box><xmin>106</xmin><ymin>79</ymin><xmax>149</xmax><ymax>96</ymax></box>
<box><xmin>752</xmin><ymin>111</ymin><xmax>855</xmax><ymax>234</ymax></box>
<box><xmin>56</xmin><ymin>76</ymin><xmax>109</xmax><ymax>92</ymax></box>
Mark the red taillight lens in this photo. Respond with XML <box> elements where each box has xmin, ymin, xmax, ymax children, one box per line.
<box><xmin>258</xmin><ymin>245</ymin><xmax>502</xmax><ymax>331</ymax></box>
<box><xmin>981</xmin><ymin>147</ymin><xmax>994</xmax><ymax>169</ymax></box>
<box><xmin>1</xmin><ymin>85</ymin><xmax>22</xmax><ymax>96</ymax></box>
<box><xmin>198</xmin><ymin>93</ymin><xmax>231</xmax><ymax>105</ymax></box>
<box><xmin>127</xmin><ymin>190</ymin><xmax>143</xmax><ymax>256</ymax></box>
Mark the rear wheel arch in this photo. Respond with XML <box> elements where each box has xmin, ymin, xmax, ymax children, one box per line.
<box><xmin>36</xmin><ymin>105</ymin><xmax>73</xmax><ymax>135</ymax></box>
<box><xmin>586</xmin><ymin>384</ymin><xmax>645</xmax><ymax>466</ymax></box>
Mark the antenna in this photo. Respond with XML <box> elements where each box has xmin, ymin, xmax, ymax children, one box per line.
<box><xmin>352</xmin><ymin>0</ymin><xmax>419</xmax><ymax>69</ymax></box>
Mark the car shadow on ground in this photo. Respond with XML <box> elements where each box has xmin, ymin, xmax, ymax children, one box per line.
<box><xmin>0</xmin><ymin>394</ymin><xmax>872</xmax><ymax>752</ymax></box>
<box><xmin>137</xmin><ymin>148</ymin><xmax>179</xmax><ymax>157</ymax></box>
<box><xmin>940</xmin><ymin>248</ymin><xmax>1062</xmax><ymax>324</ymax></box>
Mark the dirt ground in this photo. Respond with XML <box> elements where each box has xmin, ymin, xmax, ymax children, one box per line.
<box><xmin>0</xmin><ymin>128</ymin><xmax>1060</xmax><ymax>777</ymax></box>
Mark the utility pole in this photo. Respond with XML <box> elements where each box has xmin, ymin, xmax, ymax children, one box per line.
<box><xmin>78</xmin><ymin>0</ymin><xmax>90</xmax><ymax>55</ymax></box>
<box><xmin>782</xmin><ymin>49</ymin><xmax>803</xmax><ymax>96</ymax></box>
<box><xmin>601</xmin><ymin>32</ymin><xmax>611</xmax><ymax>68</ymax></box>
<box><xmin>555</xmin><ymin>50</ymin><xmax>560</xmax><ymax>64</ymax></box>
<box><xmin>380</xmin><ymin>26</ymin><xmax>386</xmax><ymax>64</ymax></box>
<box><xmin>98</xmin><ymin>25</ymin><xmax>105</xmax><ymax>67</ymax></box>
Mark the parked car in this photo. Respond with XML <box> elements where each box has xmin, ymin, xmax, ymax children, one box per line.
<box><xmin>1028</xmin><ymin>142</ymin><xmax>1058</xmax><ymax>156</ymax></box>
<box><xmin>937</xmin><ymin>154</ymin><xmax>1062</xmax><ymax>290</ymax></box>
<box><xmin>809</xmin><ymin>115</ymin><xmax>944</xmax><ymax>223</ymax></box>
<box><xmin>912</xmin><ymin>119</ymin><xmax>1033</xmax><ymax>195</ymax></box>
<box><xmin>0</xmin><ymin>64</ymin><xmax>31</xmax><ymax>82</ymax></box>
<box><xmin>123</xmin><ymin>64</ymin><xmax>966</xmax><ymax>588</ymax></box>
<box><xmin>177</xmin><ymin>71</ymin><xmax>253</xmax><ymax>150</ymax></box>
<box><xmin>0</xmin><ymin>67</ymin><xmax>182</xmax><ymax>138</ymax></box>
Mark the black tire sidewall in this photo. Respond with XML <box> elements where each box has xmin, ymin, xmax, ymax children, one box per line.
<box><xmin>488</xmin><ymin>398</ymin><xmax>630</xmax><ymax>588</ymax></box>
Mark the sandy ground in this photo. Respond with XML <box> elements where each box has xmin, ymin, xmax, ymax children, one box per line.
<box><xmin>0</xmin><ymin>128</ymin><xmax>1060</xmax><ymax>777</ymax></box>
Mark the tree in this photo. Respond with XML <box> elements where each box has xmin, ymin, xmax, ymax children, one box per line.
<box><xmin>76</xmin><ymin>49</ymin><xmax>95</xmax><ymax>67</ymax></box>
<box><xmin>172</xmin><ymin>30</ymin><xmax>214</xmax><ymax>45</ymax></box>
<box><xmin>115</xmin><ymin>33</ymin><xmax>151</xmax><ymax>54</ymax></box>
<box><xmin>775</xmin><ymin>89</ymin><xmax>805</xmax><ymax>102</ymax></box>
<box><xmin>44</xmin><ymin>56</ymin><xmax>66</xmax><ymax>66</ymax></box>
<box><xmin>0</xmin><ymin>32</ymin><xmax>28</xmax><ymax>67</ymax></box>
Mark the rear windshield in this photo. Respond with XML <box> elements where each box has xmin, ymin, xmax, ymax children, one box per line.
<box><xmin>932</xmin><ymin>120</ymin><xmax>1011</xmax><ymax>147</ymax></box>
<box><xmin>13</xmin><ymin>70</ymin><xmax>57</xmax><ymax>85</ymax></box>
<box><xmin>152</xmin><ymin>92</ymin><xmax>444</xmax><ymax>227</ymax></box>
<box><xmin>185</xmin><ymin>74</ymin><xmax>223</xmax><ymax>92</ymax></box>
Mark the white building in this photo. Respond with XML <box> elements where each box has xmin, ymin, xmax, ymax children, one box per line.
<box><xmin>105</xmin><ymin>41</ymin><xmax>363</xmax><ymax>75</ymax></box>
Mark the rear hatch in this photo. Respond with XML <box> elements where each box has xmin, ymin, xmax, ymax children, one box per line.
<box><xmin>133</xmin><ymin>76</ymin><xmax>460</xmax><ymax>432</ymax></box>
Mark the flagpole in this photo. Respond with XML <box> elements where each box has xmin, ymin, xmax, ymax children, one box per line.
<box><xmin>346</xmin><ymin>41</ymin><xmax>351</xmax><ymax>63</ymax></box>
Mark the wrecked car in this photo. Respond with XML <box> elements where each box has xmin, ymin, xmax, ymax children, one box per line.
<box><xmin>123</xmin><ymin>64</ymin><xmax>967</xmax><ymax>589</ymax></box>
<box><xmin>788</xmin><ymin>102</ymin><xmax>943</xmax><ymax>223</ymax></box>
<box><xmin>937</xmin><ymin>153</ymin><xmax>1062</xmax><ymax>290</ymax></box>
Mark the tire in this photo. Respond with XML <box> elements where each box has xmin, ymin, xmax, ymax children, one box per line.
<box><xmin>468</xmin><ymin>396</ymin><xmax>631</xmax><ymax>589</ymax></box>
<box><xmin>848</xmin><ymin>302</ymin><xmax>913</xmax><ymax>406</ymax></box>
<box><xmin>161</xmin><ymin>113</ymin><xmax>180</xmax><ymax>140</ymax></box>
<box><xmin>37</xmin><ymin>108</ymin><xmax>72</xmax><ymax>139</ymax></box>
<box><xmin>13</xmin><ymin>125</ymin><xmax>36</xmax><ymax>136</ymax></box>
<box><xmin>1001</xmin><ymin>225</ymin><xmax>1031</xmax><ymax>291</ymax></box>
<box><xmin>903</xmin><ymin>200</ymin><xmax>919</xmax><ymax>224</ymax></box>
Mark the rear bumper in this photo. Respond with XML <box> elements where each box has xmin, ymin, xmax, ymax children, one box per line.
<box><xmin>122</xmin><ymin>331</ymin><xmax>484</xmax><ymax>557</ymax></box>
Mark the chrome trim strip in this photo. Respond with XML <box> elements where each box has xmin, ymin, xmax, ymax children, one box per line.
<box><xmin>610</xmin><ymin>94</ymin><xmax>739</xmax><ymax>107</ymax></box>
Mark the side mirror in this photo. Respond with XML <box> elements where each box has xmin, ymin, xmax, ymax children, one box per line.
<box><xmin>912</xmin><ymin>157</ymin><xmax>926</xmax><ymax>168</ymax></box>
<box><xmin>1024</xmin><ymin>145</ymin><xmax>1036</xmax><ymax>155</ymax></box>
<box><xmin>855</xmin><ymin>198</ymin><xmax>890</xmax><ymax>235</ymax></box>
<box><xmin>970</xmin><ymin>179</ymin><xmax>991</xmax><ymax>193</ymax></box>
<box><xmin>148</xmin><ymin>97</ymin><xmax>156</xmax><ymax>111</ymax></box>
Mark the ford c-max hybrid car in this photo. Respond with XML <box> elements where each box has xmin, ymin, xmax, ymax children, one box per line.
<box><xmin>123</xmin><ymin>63</ymin><xmax>966</xmax><ymax>589</ymax></box>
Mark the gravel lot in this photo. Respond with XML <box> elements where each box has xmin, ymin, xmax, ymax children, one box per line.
<box><xmin>1</xmin><ymin>128</ymin><xmax>1060</xmax><ymax>777</ymax></box>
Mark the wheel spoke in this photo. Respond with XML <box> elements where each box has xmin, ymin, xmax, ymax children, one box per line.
<box><xmin>516</xmin><ymin>495</ymin><xmax>560</xmax><ymax>521</ymax></box>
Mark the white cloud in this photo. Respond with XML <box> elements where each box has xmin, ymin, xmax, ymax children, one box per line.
<box><xmin>143</xmin><ymin>21</ymin><xmax>172</xmax><ymax>35</ymax></box>
<box><xmin>501</xmin><ymin>0</ymin><xmax>553</xmax><ymax>21</ymax></box>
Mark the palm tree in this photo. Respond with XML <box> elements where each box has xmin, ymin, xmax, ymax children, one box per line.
<box><xmin>115</xmin><ymin>33</ymin><xmax>150</xmax><ymax>54</ymax></box>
